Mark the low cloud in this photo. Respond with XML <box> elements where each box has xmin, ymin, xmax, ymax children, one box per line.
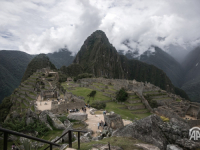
<box><xmin>0</xmin><ymin>0</ymin><xmax>200</xmax><ymax>56</ymax></box>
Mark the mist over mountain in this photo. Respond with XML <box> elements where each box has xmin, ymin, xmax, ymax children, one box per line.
<box><xmin>120</xmin><ymin>47</ymin><xmax>184</xmax><ymax>88</ymax></box>
<box><xmin>47</xmin><ymin>48</ymin><xmax>74</xmax><ymax>69</ymax></box>
<box><xmin>181</xmin><ymin>46</ymin><xmax>200</xmax><ymax>102</ymax></box>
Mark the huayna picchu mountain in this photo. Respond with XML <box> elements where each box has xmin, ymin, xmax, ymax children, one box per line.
<box><xmin>21</xmin><ymin>54</ymin><xmax>57</xmax><ymax>82</ymax></box>
<box><xmin>74</xmin><ymin>30</ymin><xmax>189</xmax><ymax>99</ymax></box>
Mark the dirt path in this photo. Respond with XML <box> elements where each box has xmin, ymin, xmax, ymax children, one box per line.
<box><xmin>83</xmin><ymin>108</ymin><xmax>132</xmax><ymax>137</ymax></box>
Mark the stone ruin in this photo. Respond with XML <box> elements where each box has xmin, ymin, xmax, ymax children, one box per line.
<box><xmin>51</xmin><ymin>92</ymin><xmax>85</xmax><ymax>114</ymax></box>
<box><xmin>104</xmin><ymin>113</ymin><xmax>124</xmax><ymax>130</ymax></box>
<box><xmin>40</xmin><ymin>90</ymin><xmax>58</xmax><ymax>100</ymax></box>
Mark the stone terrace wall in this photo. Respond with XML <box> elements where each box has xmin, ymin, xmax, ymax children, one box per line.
<box><xmin>187</xmin><ymin>120</ymin><xmax>200</xmax><ymax>127</ymax></box>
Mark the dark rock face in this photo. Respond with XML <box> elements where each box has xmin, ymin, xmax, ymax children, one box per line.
<box><xmin>112</xmin><ymin>115</ymin><xmax>199</xmax><ymax>150</ymax></box>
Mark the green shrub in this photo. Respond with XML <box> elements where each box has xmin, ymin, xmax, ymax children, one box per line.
<box><xmin>87</xmin><ymin>90</ymin><xmax>96</xmax><ymax>100</ymax></box>
<box><xmin>91</xmin><ymin>101</ymin><xmax>106</xmax><ymax>110</ymax></box>
<box><xmin>149</xmin><ymin>100</ymin><xmax>158</xmax><ymax>108</ymax></box>
<box><xmin>116</xmin><ymin>88</ymin><xmax>128</xmax><ymax>102</ymax></box>
<box><xmin>58</xmin><ymin>116</ymin><xmax>68</xmax><ymax>123</ymax></box>
<box><xmin>2</xmin><ymin>118</ymin><xmax>50</xmax><ymax>136</ymax></box>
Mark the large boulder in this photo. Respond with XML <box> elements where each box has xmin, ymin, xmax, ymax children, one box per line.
<box><xmin>112</xmin><ymin>114</ymin><xmax>167</xmax><ymax>150</ymax></box>
<box><xmin>26</xmin><ymin>109</ymin><xmax>38</xmax><ymax>119</ymax></box>
<box><xmin>175</xmin><ymin>138</ymin><xmax>200</xmax><ymax>149</ymax></box>
<box><xmin>39</xmin><ymin>111</ymin><xmax>52</xmax><ymax>130</ymax></box>
<box><xmin>167</xmin><ymin>144</ymin><xmax>183</xmax><ymax>150</ymax></box>
<box><xmin>26</xmin><ymin>117</ymin><xmax>34</xmax><ymax>125</ymax></box>
<box><xmin>67</xmin><ymin>113</ymin><xmax>87</xmax><ymax>121</ymax></box>
<box><xmin>61</xmin><ymin>125</ymin><xmax>75</xmax><ymax>142</ymax></box>
<box><xmin>48</xmin><ymin>112</ymin><xmax>66</xmax><ymax>130</ymax></box>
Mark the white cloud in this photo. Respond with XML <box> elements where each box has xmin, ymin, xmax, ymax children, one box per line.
<box><xmin>0</xmin><ymin>0</ymin><xmax>200</xmax><ymax>56</ymax></box>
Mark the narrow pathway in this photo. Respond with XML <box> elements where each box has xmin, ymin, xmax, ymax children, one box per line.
<box><xmin>82</xmin><ymin>108</ymin><xmax>132</xmax><ymax>137</ymax></box>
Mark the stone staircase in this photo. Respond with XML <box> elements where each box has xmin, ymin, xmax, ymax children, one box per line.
<box><xmin>126</xmin><ymin>92</ymin><xmax>149</xmax><ymax>114</ymax></box>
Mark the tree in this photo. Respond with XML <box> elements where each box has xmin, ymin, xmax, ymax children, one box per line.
<box><xmin>116</xmin><ymin>88</ymin><xmax>128</xmax><ymax>102</ymax></box>
<box><xmin>87</xmin><ymin>90</ymin><xmax>96</xmax><ymax>100</ymax></box>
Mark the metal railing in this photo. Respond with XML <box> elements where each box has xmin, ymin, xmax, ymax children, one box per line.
<box><xmin>0</xmin><ymin>127</ymin><xmax>87</xmax><ymax>150</ymax></box>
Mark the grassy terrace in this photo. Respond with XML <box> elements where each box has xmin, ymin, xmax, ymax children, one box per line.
<box><xmin>61</xmin><ymin>82</ymin><xmax>151</xmax><ymax>120</ymax></box>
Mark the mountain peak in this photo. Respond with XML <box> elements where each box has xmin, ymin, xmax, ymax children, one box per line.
<box><xmin>21</xmin><ymin>54</ymin><xmax>56</xmax><ymax>82</ymax></box>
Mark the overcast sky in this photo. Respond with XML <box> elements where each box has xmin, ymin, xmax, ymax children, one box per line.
<box><xmin>0</xmin><ymin>0</ymin><xmax>200</xmax><ymax>56</ymax></box>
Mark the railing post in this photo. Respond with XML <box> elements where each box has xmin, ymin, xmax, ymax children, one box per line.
<box><xmin>50</xmin><ymin>144</ymin><xmax>52</xmax><ymax>150</ymax></box>
<box><xmin>68</xmin><ymin>130</ymin><xmax>72</xmax><ymax>148</ymax></box>
<box><xmin>4</xmin><ymin>132</ymin><xmax>8</xmax><ymax>150</ymax></box>
<box><xmin>78</xmin><ymin>131</ymin><xmax>80</xmax><ymax>149</ymax></box>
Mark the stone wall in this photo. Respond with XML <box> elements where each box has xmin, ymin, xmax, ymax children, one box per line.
<box><xmin>154</xmin><ymin>107</ymin><xmax>184</xmax><ymax>122</ymax></box>
<box><xmin>187</xmin><ymin>120</ymin><xmax>200</xmax><ymax>127</ymax></box>
<box><xmin>104</xmin><ymin>113</ymin><xmax>124</xmax><ymax>130</ymax></box>
<box><xmin>186</xmin><ymin>105</ymin><xmax>200</xmax><ymax>119</ymax></box>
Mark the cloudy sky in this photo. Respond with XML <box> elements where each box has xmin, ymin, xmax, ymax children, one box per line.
<box><xmin>0</xmin><ymin>0</ymin><xmax>200</xmax><ymax>57</ymax></box>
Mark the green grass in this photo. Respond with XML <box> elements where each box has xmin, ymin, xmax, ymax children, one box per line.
<box><xmin>31</xmin><ymin>105</ymin><xmax>35</xmax><ymax>111</ymax></box>
<box><xmin>124</xmin><ymin>102</ymin><xmax>143</xmax><ymax>106</ymax></box>
<box><xmin>128</xmin><ymin>98</ymin><xmax>140</xmax><ymax>101</ymax></box>
<box><xmin>72</xmin><ymin>136</ymin><xmax>145</xmax><ymax>150</ymax></box>
<box><xmin>105</xmin><ymin>102</ymin><xmax>151</xmax><ymax>120</ymax></box>
<box><xmin>38</xmin><ymin>130</ymin><xmax>64</xmax><ymax>150</ymax></box>
<box><xmin>61</xmin><ymin>85</ymin><xmax>111</xmax><ymax>103</ymax></box>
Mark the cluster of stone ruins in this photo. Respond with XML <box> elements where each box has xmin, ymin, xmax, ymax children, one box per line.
<box><xmin>13</xmin><ymin>67</ymin><xmax>199</xmax><ymax>127</ymax></box>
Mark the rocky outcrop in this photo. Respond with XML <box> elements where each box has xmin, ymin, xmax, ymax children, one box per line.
<box><xmin>48</xmin><ymin>112</ymin><xmax>66</xmax><ymax>130</ymax></box>
<box><xmin>167</xmin><ymin>144</ymin><xmax>183</xmax><ymax>150</ymax></box>
<box><xmin>112</xmin><ymin>114</ymin><xmax>167</xmax><ymax>149</ymax></box>
<box><xmin>67</xmin><ymin>113</ymin><xmax>88</xmax><ymax>121</ymax></box>
<box><xmin>112</xmin><ymin>114</ymin><xmax>199</xmax><ymax>150</ymax></box>
<box><xmin>39</xmin><ymin>111</ymin><xmax>52</xmax><ymax>130</ymax></box>
<box><xmin>135</xmin><ymin>144</ymin><xmax>160</xmax><ymax>150</ymax></box>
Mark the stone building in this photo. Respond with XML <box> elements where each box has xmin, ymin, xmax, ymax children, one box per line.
<box><xmin>104</xmin><ymin>113</ymin><xmax>124</xmax><ymax>129</ymax></box>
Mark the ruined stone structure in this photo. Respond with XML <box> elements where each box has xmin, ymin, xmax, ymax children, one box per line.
<box><xmin>104</xmin><ymin>113</ymin><xmax>124</xmax><ymax>129</ymax></box>
<box><xmin>185</xmin><ymin>103</ymin><xmax>200</xmax><ymax>119</ymax></box>
<box><xmin>78</xmin><ymin>78</ymin><xmax>200</xmax><ymax>126</ymax></box>
<box><xmin>41</xmin><ymin>90</ymin><xmax>58</xmax><ymax>100</ymax></box>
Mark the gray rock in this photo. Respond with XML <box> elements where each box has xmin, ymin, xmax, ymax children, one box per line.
<box><xmin>112</xmin><ymin>114</ymin><xmax>167</xmax><ymax>150</ymax></box>
<box><xmin>135</xmin><ymin>144</ymin><xmax>160</xmax><ymax>150</ymax></box>
<box><xmin>48</xmin><ymin>112</ymin><xmax>66</xmax><ymax>130</ymax></box>
<box><xmin>64</xmin><ymin>119</ymin><xmax>71</xmax><ymax>127</ymax></box>
<box><xmin>11</xmin><ymin>111</ymin><xmax>20</xmax><ymax>118</ymax></box>
<box><xmin>61</xmin><ymin>125</ymin><xmax>75</xmax><ymax>142</ymax></box>
<box><xmin>51</xmin><ymin>136</ymin><xmax>62</xmax><ymax>144</ymax></box>
<box><xmin>67</xmin><ymin>113</ymin><xmax>87</xmax><ymax>121</ymax></box>
<box><xmin>26</xmin><ymin>109</ymin><xmax>38</xmax><ymax>119</ymax></box>
<box><xmin>39</xmin><ymin>111</ymin><xmax>52</xmax><ymax>130</ymax></box>
<box><xmin>90</xmin><ymin>108</ymin><xmax>97</xmax><ymax>115</ymax></box>
<box><xmin>80</xmin><ymin>136</ymin><xmax>91</xmax><ymax>143</ymax></box>
<box><xmin>60</xmin><ymin>144</ymin><xmax>68</xmax><ymax>150</ymax></box>
<box><xmin>26</xmin><ymin>117</ymin><xmax>34</xmax><ymax>125</ymax></box>
<box><xmin>175</xmin><ymin>138</ymin><xmax>200</xmax><ymax>149</ymax></box>
<box><xmin>167</xmin><ymin>144</ymin><xmax>183</xmax><ymax>150</ymax></box>
<box><xmin>8</xmin><ymin>135</ymin><xmax>18</xmax><ymax>141</ymax></box>
<box><xmin>92</xmin><ymin>136</ymin><xmax>103</xmax><ymax>141</ymax></box>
